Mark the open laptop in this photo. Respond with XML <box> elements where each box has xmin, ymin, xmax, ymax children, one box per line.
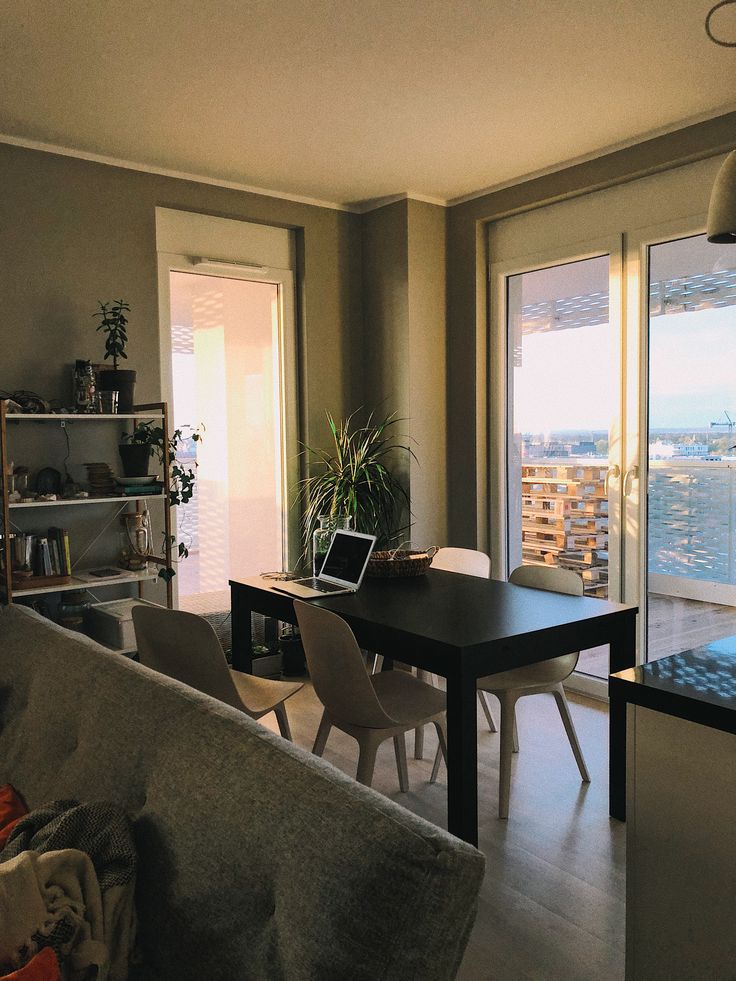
<box><xmin>272</xmin><ymin>528</ymin><xmax>376</xmax><ymax>599</ymax></box>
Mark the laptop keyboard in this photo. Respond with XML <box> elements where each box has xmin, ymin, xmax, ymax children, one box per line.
<box><xmin>302</xmin><ymin>579</ymin><xmax>344</xmax><ymax>593</ymax></box>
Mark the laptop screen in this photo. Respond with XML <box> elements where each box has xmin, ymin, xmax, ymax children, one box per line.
<box><xmin>320</xmin><ymin>530</ymin><xmax>375</xmax><ymax>585</ymax></box>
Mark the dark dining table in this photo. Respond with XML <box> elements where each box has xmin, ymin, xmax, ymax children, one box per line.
<box><xmin>230</xmin><ymin>570</ymin><xmax>637</xmax><ymax>845</ymax></box>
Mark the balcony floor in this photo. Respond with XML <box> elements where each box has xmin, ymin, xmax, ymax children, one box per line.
<box><xmin>577</xmin><ymin>592</ymin><xmax>736</xmax><ymax>680</ymax></box>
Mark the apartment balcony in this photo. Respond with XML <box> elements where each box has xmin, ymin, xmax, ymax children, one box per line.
<box><xmin>520</xmin><ymin>458</ymin><xmax>736</xmax><ymax>669</ymax></box>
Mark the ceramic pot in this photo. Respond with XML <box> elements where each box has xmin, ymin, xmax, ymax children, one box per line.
<box><xmin>118</xmin><ymin>443</ymin><xmax>152</xmax><ymax>477</ymax></box>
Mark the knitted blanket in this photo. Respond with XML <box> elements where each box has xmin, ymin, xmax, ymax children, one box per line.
<box><xmin>0</xmin><ymin>848</ymin><xmax>107</xmax><ymax>978</ymax></box>
<box><xmin>0</xmin><ymin>800</ymin><xmax>137</xmax><ymax>980</ymax></box>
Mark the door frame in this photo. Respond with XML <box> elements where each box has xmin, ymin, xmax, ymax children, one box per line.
<box><xmin>157</xmin><ymin>252</ymin><xmax>300</xmax><ymax>604</ymax></box>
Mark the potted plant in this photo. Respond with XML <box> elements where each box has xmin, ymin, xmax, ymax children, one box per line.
<box><xmin>94</xmin><ymin>299</ymin><xmax>137</xmax><ymax>412</ymax></box>
<box><xmin>299</xmin><ymin>408</ymin><xmax>413</xmax><ymax>559</ymax></box>
<box><xmin>119</xmin><ymin>420</ymin><xmax>203</xmax><ymax>581</ymax></box>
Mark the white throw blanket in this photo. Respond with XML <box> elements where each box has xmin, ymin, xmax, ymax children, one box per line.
<box><xmin>0</xmin><ymin>848</ymin><xmax>108</xmax><ymax>979</ymax></box>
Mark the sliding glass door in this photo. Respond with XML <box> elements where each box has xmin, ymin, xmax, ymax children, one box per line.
<box><xmin>493</xmin><ymin>243</ymin><xmax>623</xmax><ymax>685</ymax></box>
<box><xmin>489</xmin><ymin>154</ymin><xmax>734</xmax><ymax>692</ymax></box>
<box><xmin>645</xmin><ymin>233</ymin><xmax>736</xmax><ymax>660</ymax></box>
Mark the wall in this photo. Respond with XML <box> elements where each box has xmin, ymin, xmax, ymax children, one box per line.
<box><xmin>360</xmin><ymin>198</ymin><xmax>447</xmax><ymax>546</ymax></box>
<box><xmin>0</xmin><ymin>143</ymin><xmax>363</xmax><ymax>454</ymax></box>
<box><xmin>446</xmin><ymin>110</ymin><xmax>736</xmax><ymax>548</ymax></box>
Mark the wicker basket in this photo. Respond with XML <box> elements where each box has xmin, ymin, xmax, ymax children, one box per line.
<box><xmin>366</xmin><ymin>549</ymin><xmax>435</xmax><ymax>578</ymax></box>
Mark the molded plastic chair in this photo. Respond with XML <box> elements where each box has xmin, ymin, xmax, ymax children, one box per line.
<box><xmin>294</xmin><ymin>599</ymin><xmax>447</xmax><ymax>791</ymax></box>
<box><xmin>430</xmin><ymin>547</ymin><xmax>499</xmax><ymax>736</ymax></box>
<box><xmin>132</xmin><ymin>605</ymin><xmax>303</xmax><ymax>740</ymax></box>
<box><xmin>430</xmin><ymin>563</ymin><xmax>591</xmax><ymax>818</ymax></box>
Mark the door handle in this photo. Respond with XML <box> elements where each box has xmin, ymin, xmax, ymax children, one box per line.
<box><xmin>623</xmin><ymin>465</ymin><xmax>640</xmax><ymax>497</ymax></box>
<box><xmin>604</xmin><ymin>464</ymin><xmax>620</xmax><ymax>495</ymax></box>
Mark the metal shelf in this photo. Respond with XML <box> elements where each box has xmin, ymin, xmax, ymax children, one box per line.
<box><xmin>6</xmin><ymin>568</ymin><xmax>159</xmax><ymax>597</ymax></box>
<box><xmin>9</xmin><ymin>494</ymin><xmax>164</xmax><ymax>509</ymax></box>
<box><xmin>4</xmin><ymin>412</ymin><xmax>163</xmax><ymax>421</ymax></box>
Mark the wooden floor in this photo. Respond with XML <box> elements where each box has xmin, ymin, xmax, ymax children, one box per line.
<box><xmin>263</xmin><ymin>682</ymin><xmax>625</xmax><ymax>981</ymax></box>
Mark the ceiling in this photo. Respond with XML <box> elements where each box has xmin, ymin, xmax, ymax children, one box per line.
<box><xmin>1</xmin><ymin>1</ymin><xmax>734</xmax><ymax>209</ymax></box>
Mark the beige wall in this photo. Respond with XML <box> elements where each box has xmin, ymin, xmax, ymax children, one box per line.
<box><xmin>445</xmin><ymin>110</ymin><xmax>736</xmax><ymax>547</ymax></box>
<box><xmin>0</xmin><ymin>143</ymin><xmax>363</xmax><ymax>455</ymax></box>
<box><xmin>360</xmin><ymin>198</ymin><xmax>447</xmax><ymax>546</ymax></box>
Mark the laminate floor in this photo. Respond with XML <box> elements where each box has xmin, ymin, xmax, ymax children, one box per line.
<box><xmin>263</xmin><ymin>682</ymin><xmax>625</xmax><ymax>981</ymax></box>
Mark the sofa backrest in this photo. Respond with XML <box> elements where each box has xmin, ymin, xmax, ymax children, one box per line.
<box><xmin>0</xmin><ymin>605</ymin><xmax>484</xmax><ymax>981</ymax></box>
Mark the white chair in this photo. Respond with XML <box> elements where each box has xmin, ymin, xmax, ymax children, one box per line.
<box><xmin>132</xmin><ymin>605</ymin><xmax>303</xmax><ymax>740</ymax></box>
<box><xmin>431</xmin><ymin>563</ymin><xmax>591</xmax><ymax>819</ymax></box>
<box><xmin>294</xmin><ymin>599</ymin><xmax>447</xmax><ymax>791</ymax></box>
<box><xmin>429</xmin><ymin>547</ymin><xmax>499</xmax><ymax>736</ymax></box>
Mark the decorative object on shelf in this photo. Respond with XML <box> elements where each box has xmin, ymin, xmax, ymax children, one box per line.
<box><xmin>84</xmin><ymin>462</ymin><xmax>116</xmax><ymax>496</ymax></box>
<box><xmin>312</xmin><ymin>513</ymin><xmax>353</xmax><ymax>576</ymax></box>
<box><xmin>99</xmin><ymin>390</ymin><xmax>118</xmax><ymax>414</ymax></box>
<box><xmin>36</xmin><ymin>467</ymin><xmax>62</xmax><ymax>496</ymax></box>
<box><xmin>366</xmin><ymin>546</ymin><xmax>438</xmax><ymax>578</ymax></box>
<box><xmin>72</xmin><ymin>360</ymin><xmax>97</xmax><ymax>413</ymax></box>
<box><xmin>94</xmin><ymin>299</ymin><xmax>137</xmax><ymax>412</ymax></box>
<box><xmin>120</xmin><ymin>510</ymin><xmax>152</xmax><ymax>572</ymax></box>
<box><xmin>299</xmin><ymin>408</ymin><xmax>413</xmax><ymax>556</ymax></box>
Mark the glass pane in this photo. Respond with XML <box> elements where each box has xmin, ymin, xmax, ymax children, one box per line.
<box><xmin>170</xmin><ymin>271</ymin><xmax>283</xmax><ymax>614</ymax></box>
<box><xmin>507</xmin><ymin>255</ymin><xmax>613</xmax><ymax>678</ymax></box>
<box><xmin>647</xmin><ymin>235</ymin><xmax>736</xmax><ymax>660</ymax></box>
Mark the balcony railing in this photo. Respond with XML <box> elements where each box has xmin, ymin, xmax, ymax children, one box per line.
<box><xmin>649</xmin><ymin>459</ymin><xmax>736</xmax><ymax>604</ymax></box>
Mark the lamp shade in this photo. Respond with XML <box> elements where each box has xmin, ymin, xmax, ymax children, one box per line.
<box><xmin>707</xmin><ymin>149</ymin><xmax>736</xmax><ymax>243</ymax></box>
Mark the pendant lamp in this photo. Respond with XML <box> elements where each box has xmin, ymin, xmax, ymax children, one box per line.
<box><xmin>707</xmin><ymin>150</ymin><xmax>736</xmax><ymax>244</ymax></box>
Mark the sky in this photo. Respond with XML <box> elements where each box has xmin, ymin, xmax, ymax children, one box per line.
<box><xmin>514</xmin><ymin>305</ymin><xmax>736</xmax><ymax>434</ymax></box>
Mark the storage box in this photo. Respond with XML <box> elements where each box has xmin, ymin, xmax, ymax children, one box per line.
<box><xmin>85</xmin><ymin>598</ymin><xmax>159</xmax><ymax>651</ymax></box>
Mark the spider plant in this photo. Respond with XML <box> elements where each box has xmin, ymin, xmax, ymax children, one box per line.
<box><xmin>299</xmin><ymin>409</ymin><xmax>414</xmax><ymax>553</ymax></box>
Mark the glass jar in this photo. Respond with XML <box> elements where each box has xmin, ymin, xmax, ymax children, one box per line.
<box><xmin>312</xmin><ymin>514</ymin><xmax>353</xmax><ymax>576</ymax></box>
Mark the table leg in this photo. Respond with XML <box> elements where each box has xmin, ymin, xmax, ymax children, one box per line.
<box><xmin>230</xmin><ymin>586</ymin><xmax>253</xmax><ymax>674</ymax></box>
<box><xmin>445</xmin><ymin>669</ymin><xmax>479</xmax><ymax>846</ymax></box>
<box><xmin>609</xmin><ymin>610</ymin><xmax>637</xmax><ymax>820</ymax></box>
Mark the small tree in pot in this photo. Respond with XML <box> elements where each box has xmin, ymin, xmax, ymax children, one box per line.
<box><xmin>95</xmin><ymin>299</ymin><xmax>137</xmax><ymax>412</ymax></box>
<box><xmin>299</xmin><ymin>408</ymin><xmax>413</xmax><ymax>558</ymax></box>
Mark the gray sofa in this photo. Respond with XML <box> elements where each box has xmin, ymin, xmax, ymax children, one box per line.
<box><xmin>0</xmin><ymin>604</ymin><xmax>484</xmax><ymax>980</ymax></box>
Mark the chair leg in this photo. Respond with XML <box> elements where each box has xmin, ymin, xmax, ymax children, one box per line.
<box><xmin>478</xmin><ymin>690</ymin><xmax>498</xmax><ymax>732</ymax></box>
<box><xmin>428</xmin><ymin>719</ymin><xmax>448</xmax><ymax>786</ymax></box>
<box><xmin>429</xmin><ymin>743</ymin><xmax>442</xmax><ymax>783</ymax></box>
<box><xmin>394</xmin><ymin>733</ymin><xmax>410</xmax><ymax>792</ymax></box>
<box><xmin>312</xmin><ymin>710</ymin><xmax>332</xmax><ymax>757</ymax></box>
<box><xmin>274</xmin><ymin>702</ymin><xmax>293</xmax><ymax>741</ymax></box>
<box><xmin>356</xmin><ymin>735</ymin><xmax>381</xmax><ymax>788</ymax></box>
<box><xmin>552</xmin><ymin>684</ymin><xmax>590</xmax><ymax>782</ymax></box>
<box><xmin>414</xmin><ymin>725</ymin><xmax>425</xmax><ymax>760</ymax></box>
<box><xmin>498</xmin><ymin>692</ymin><xmax>519</xmax><ymax>820</ymax></box>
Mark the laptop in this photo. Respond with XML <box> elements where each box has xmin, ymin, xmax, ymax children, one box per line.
<box><xmin>272</xmin><ymin>528</ymin><xmax>376</xmax><ymax>599</ymax></box>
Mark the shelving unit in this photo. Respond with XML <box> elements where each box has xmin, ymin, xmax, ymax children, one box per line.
<box><xmin>0</xmin><ymin>400</ymin><xmax>173</xmax><ymax>620</ymax></box>
<box><xmin>520</xmin><ymin>462</ymin><xmax>609</xmax><ymax>597</ymax></box>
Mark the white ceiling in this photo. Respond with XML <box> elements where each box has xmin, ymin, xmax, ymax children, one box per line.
<box><xmin>1</xmin><ymin>0</ymin><xmax>734</xmax><ymax>209</ymax></box>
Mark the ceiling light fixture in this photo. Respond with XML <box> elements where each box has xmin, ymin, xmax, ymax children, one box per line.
<box><xmin>704</xmin><ymin>2</ymin><xmax>736</xmax><ymax>243</ymax></box>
